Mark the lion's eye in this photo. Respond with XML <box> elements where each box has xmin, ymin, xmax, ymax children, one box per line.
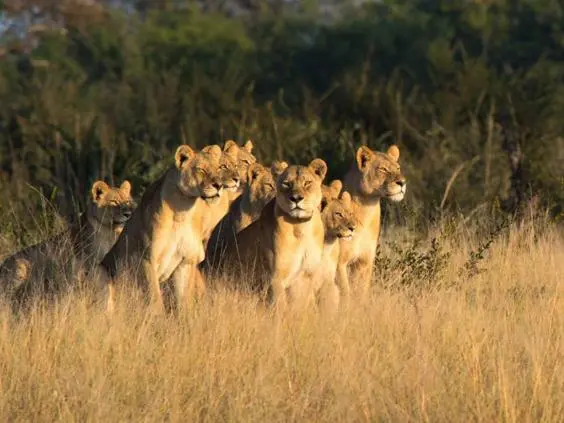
<box><xmin>304</xmin><ymin>181</ymin><xmax>312</xmax><ymax>188</ymax></box>
<box><xmin>377</xmin><ymin>168</ymin><xmax>389</xmax><ymax>174</ymax></box>
<box><xmin>335</xmin><ymin>212</ymin><xmax>343</xmax><ymax>218</ymax></box>
<box><xmin>220</xmin><ymin>164</ymin><xmax>228</xmax><ymax>170</ymax></box>
<box><xmin>242</xmin><ymin>159</ymin><xmax>251</xmax><ymax>165</ymax></box>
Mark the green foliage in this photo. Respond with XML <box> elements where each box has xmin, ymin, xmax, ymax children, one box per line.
<box><xmin>374</xmin><ymin>237</ymin><xmax>451</xmax><ymax>291</ymax></box>
<box><xmin>0</xmin><ymin>0</ymin><xmax>563</xmax><ymax>228</ymax></box>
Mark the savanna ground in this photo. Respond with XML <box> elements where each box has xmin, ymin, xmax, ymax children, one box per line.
<box><xmin>0</xmin><ymin>202</ymin><xmax>562</xmax><ymax>422</ymax></box>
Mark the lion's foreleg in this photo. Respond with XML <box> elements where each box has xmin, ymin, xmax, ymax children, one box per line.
<box><xmin>143</xmin><ymin>258</ymin><xmax>164</xmax><ymax>314</ymax></box>
<box><xmin>171</xmin><ymin>261</ymin><xmax>190</xmax><ymax>312</ymax></box>
<box><xmin>270</xmin><ymin>257</ymin><xmax>293</xmax><ymax>314</ymax></box>
<box><xmin>185</xmin><ymin>265</ymin><xmax>206</xmax><ymax>308</ymax></box>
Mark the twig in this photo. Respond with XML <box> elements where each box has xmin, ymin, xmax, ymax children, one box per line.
<box><xmin>440</xmin><ymin>156</ymin><xmax>480</xmax><ymax>212</ymax></box>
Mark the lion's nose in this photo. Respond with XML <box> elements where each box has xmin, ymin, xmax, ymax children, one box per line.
<box><xmin>123</xmin><ymin>210</ymin><xmax>132</xmax><ymax>218</ymax></box>
<box><xmin>348</xmin><ymin>225</ymin><xmax>355</xmax><ymax>232</ymax></box>
<box><xmin>396</xmin><ymin>179</ymin><xmax>406</xmax><ymax>187</ymax></box>
<box><xmin>289</xmin><ymin>194</ymin><xmax>304</xmax><ymax>203</ymax></box>
<box><xmin>212</xmin><ymin>182</ymin><xmax>222</xmax><ymax>190</ymax></box>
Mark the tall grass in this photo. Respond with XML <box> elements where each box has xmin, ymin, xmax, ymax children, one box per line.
<box><xmin>0</xmin><ymin>212</ymin><xmax>563</xmax><ymax>422</ymax></box>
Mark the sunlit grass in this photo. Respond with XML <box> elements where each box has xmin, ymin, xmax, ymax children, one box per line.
<box><xmin>0</xmin><ymin>215</ymin><xmax>562</xmax><ymax>422</ymax></box>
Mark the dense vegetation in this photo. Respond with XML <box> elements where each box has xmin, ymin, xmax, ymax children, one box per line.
<box><xmin>1</xmin><ymin>0</ymin><xmax>563</xmax><ymax>240</ymax></box>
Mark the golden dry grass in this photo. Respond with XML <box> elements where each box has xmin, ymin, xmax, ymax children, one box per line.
<box><xmin>0</xmin><ymin>217</ymin><xmax>563</xmax><ymax>422</ymax></box>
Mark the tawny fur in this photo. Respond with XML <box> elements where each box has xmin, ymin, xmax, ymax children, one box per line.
<box><xmin>0</xmin><ymin>180</ymin><xmax>135</xmax><ymax>304</ymax></box>
<box><xmin>222</xmin><ymin>159</ymin><xmax>328</xmax><ymax>312</ymax></box>
<box><xmin>100</xmin><ymin>145</ymin><xmax>230</xmax><ymax>314</ymax></box>
<box><xmin>337</xmin><ymin>145</ymin><xmax>407</xmax><ymax>297</ymax></box>
<box><xmin>312</xmin><ymin>186</ymin><xmax>357</xmax><ymax>314</ymax></box>
<box><xmin>222</xmin><ymin>139</ymin><xmax>256</xmax><ymax>203</ymax></box>
<box><xmin>204</xmin><ymin>161</ymin><xmax>279</xmax><ymax>276</ymax></box>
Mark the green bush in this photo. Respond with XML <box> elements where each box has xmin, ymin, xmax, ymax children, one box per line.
<box><xmin>0</xmin><ymin>0</ymin><xmax>563</xmax><ymax>235</ymax></box>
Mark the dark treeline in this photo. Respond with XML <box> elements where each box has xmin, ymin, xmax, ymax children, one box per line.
<box><xmin>0</xmin><ymin>0</ymin><xmax>563</xmax><ymax>236</ymax></box>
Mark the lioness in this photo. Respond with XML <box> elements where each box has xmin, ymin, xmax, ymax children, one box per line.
<box><xmin>100</xmin><ymin>144</ymin><xmax>229</xmax><ymax>313</ymax></box>
<box><xmin>223</xmin><ymin>158</ymin><xmax>327</xmax><ymax>311</ymax></box>
<box><xmin>204</xmin><ymin>161</ymin><xmax>279</xmax><ymax>275</ymax></box>
<box><xmin>337</xmin><ymin>145</ymin><xmax>406</xmax><ymax>296</ymax></box>
<box><xmin>0</xmin><ymin>180</ymin><xmax>135</xmax><ymax>303</ymax></box>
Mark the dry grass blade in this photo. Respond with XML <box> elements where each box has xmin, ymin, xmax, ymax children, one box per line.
<box><xmin>0</xmin><ymin>216</ymin><xmax>563</xmax><ymax>422</ymax></box>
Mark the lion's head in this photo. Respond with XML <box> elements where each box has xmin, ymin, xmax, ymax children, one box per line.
<box><xmin>275</xmin><ymin>158</ymin><xmax>327</xmax><ymax>220</ymax></box>
<box><xmin>223</xmin><ymin>140</ymin><xmax>256</xmax><ymax>188</ymax></box>
<box><xmin>175</xmin><ymin>144</ymin><xmax>224</xmax><ymax>204</ymax></box>
<box><xmin>243</xmin><ymin>162</ymin><xmax>277</xmax><ymax>216</ymax></box>
<box><xmin>322</xmin><ymin>191</ymin><xmax>357</xmax><ymax>240</ymax></box>
<box><xmin>220</xmin><ymin>141</ymin><xmax>243</xmax><ymax>194</ymax></box>
<box><xmin>271</xmin><ymin>160</ymin><xmax>289</xmax><ymax>179</ymax></box>
<box><xmin>353</xmin><ymin>145</ymin><xmax>406</xmax><ymax>202</ymax></box>
<box><xmin>89</xmin><ymin>180</ymin><xmax>136</xmax><ymax>232</ymax></box>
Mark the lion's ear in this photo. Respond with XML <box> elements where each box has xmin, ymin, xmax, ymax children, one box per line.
<box><xmin>247</xmin><ymin>162</ymin><xmax>266</xmax><ymax>184</ymax></box>
<box><xmin>223</xmin><ymin>140</ymin><xmax>239</xmax><ymax>152</ymax></box>
<box><xmin>387</xmin><ymin>144</ymin><xmax>400</xmax><ymax>162</ymax></box>
<box><xmin>271</xmin><ymin>160</ymin><xmax>289</xmax><ymax>178</ymax></box>
<box><xmin>119</xmin><ymin>180</ymin><xmax>132</xmax><ymax>196</ymax></box>
<box><xmin>223</xmin><ymin>140</ymin><xmax>239</xmax><ymax>160</ymax></box>
<box><xmin>356</xmin><ymin>146</ymin><xmax>374</xmax><ymax>171</ymax></box>
<box><xmin>223</xmin><ymin>140</ymin><xmax>237</xmax><ymax>150</ymax></box>
<box><xmin>329</xmin><ymin>179</ymin><xmax>343</xmax><ymax>199</ymax></box>
<box><xmin>243</xmin><ymin>139</ymin><xmax>253</xmax><ymax>153</ymax></box>
<box><xmin>201</xmin><ymin>144</ymin><xmax>222</xmax><ymax>159</ymax></box>
<box><xmin>175</xmin><ymin>145</ymin><xmax>195</xmax><ymax>169</ymax></box>
<box><xmin>340</xmin><ymin>191</ymin><xmax>352</xmax><ymax>207</ymax></box>
<box><xmin>91</xmin><ymin>180</ymin><xmax>110</xmax><ymax>203</ymax></box>
<box><xmin>308</xmin><ymin>158</ymin><xmax>327</xmax><ymax>181</ymax></box>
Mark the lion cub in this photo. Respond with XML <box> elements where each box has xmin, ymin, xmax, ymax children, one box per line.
<box><xmin>0</xmin><ymin>180</ymin><xmax>135</xmax><ymax>303</ymax></box>
<box><xmin>100</xmin><ymin>144</ymin><xmax>231</xmax><ymax>313</ymax></box>
<box><xmin>224</xmin><ymin>158</ymin><xmax>327</xmax><ymax>311</ymax></box>
<box><xmin>337</xmin><ymin>145</ymin><xmax>406</xmax><ymax>296</ymax></box>
<box><xmin>313</xmin><ymin>181</ymin><xmax>357</xmax><ymax>314</ymax></box>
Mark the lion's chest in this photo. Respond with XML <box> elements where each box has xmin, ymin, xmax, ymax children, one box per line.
<box><xmin>275</xmin><ymin>219</ymin><xmax>324</xmax><ymax>288</ymax></box>
<box><xmin>349</xmin><ymin>216</ymin><xmax>380</xmax><ymax>261</ymax></box>
<box><xmin>347</xmin><ymin>201</ymin><xmax>382</xmax><ymax>262</ymax></box>
<box><xmin>203</xmin><ymin>196</ymin><xmax>230</xmax><ymax>239</ymax></box>
<box><xmin>91</xmin><ymin>228</ymin><xmax>120</xmax><ymax>263</ymax></box>
<box><xmin>297</xmin><ymin>235</ymin><xmax>324</xmax><ymax>275</ymax></box>
<box><xmin>154</xmin><ymin>218</ymin><xmax>204</xmax><ymax>282</ymax></box>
